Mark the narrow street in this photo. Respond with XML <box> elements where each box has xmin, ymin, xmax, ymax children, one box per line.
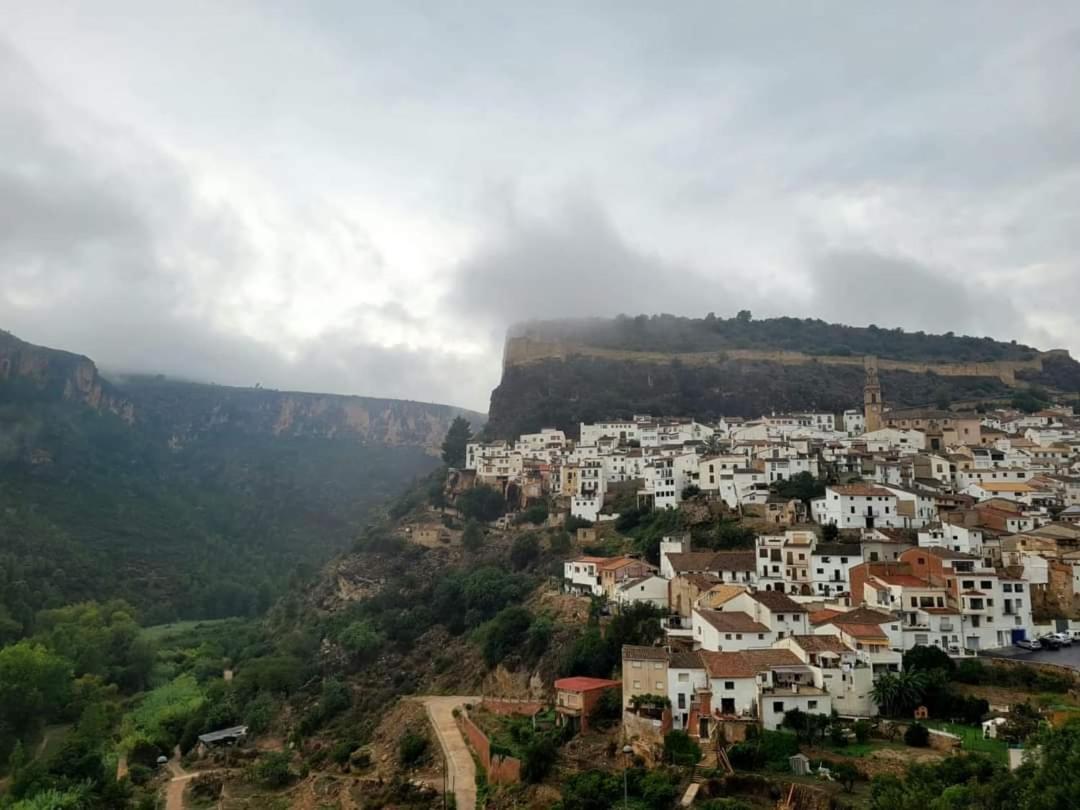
<box><xmin>422</xmin><ymin>696</ymin><xmax>481</xmax><ymax>810</ymax></box>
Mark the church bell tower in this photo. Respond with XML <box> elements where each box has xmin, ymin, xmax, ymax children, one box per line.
<box><xmin>864</xmin><ymin>355</ymin><xmax>883</xmax><ymax>432</ymax></box>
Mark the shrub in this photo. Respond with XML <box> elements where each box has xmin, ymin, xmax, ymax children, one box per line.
<box><xmin>904</xmin><ymin>722</ymin><xmax>930</xmax><ymax>748</ymax></box>
<box><xmin>399</xmin><ymin>731</ymin><xmax>429</xmax><ymax>767</ymax></box>
<box><xmin>829</xmin><ymin>724</ymin><xmax>847</xmax><ymax>747</ymax></box>
<box><xmin>510</xmin><ymin>534</ymin><xmax>540</xmax><ymax>570</ymax></box>
<box><xmin>663</xmin><ymin>730</ymin><xmax>701</xmax><ymax>766</ymax></box>
<box><xmin>549</xmin><ymin>530</ymin><xmax>572</xmax><ymax>555</ymax></box>
<box><xmin>854</xmin><ymin>720</ymin><xmax>871</xmax><ymax>744</ymax></box>
<box><xmin>521</xmin><ymin>735</ymin><xmax>558</xmax><ymax>783</ymax></box>
<box><xmin>483</xmin><ymin>606</ymin><xmax>534</xmax><ymax>667</ymax></box>
<box><xmin>462</xmin><ymin>520</ymin><xmax>484</xmax><ymax>552</ymax></box>
<box><xmin>456</xmin><ymin>486</ymin><xmax>506</xmax><ymax>522</ymax></box>
<box><xmin>127</xmin><ymin>763</ymin><xmax>153</xmax><ymax>786</ymax></box>
<box><xmin>831</xmin><ymin>761</ymin><xmax>861</xmax><ymax>792</ymax></box>
<box><xmin>516</xmin><ymin>504</ymin><xmax>549</xmax><ymax>525</ymax></box>
<box><xmin>252</xmin><ymin>751</ymin><xmax>294</xmax><ymax>787</ymax></box>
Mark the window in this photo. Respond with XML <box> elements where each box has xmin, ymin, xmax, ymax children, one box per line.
<box><xmin>808</xmin><ymin>700</ymin><xmax>818</xmax><ymax>710</ymax></box>
<box><xmin>725</xmin><ymin>633</ymin><xmax>732</xmax><ymax>640</ymax></box>
<box><xmin>724</xmin><ymin>681</ymin><xmax>735</xmax><ymax>690</ymax></box>
<box><xmin>758</xmin><ymin>634</ymin><xmax>765</xmax><ymax>640</ymax></box>
<box><xmin>773</xmin><ymin>701</ymin><xmax>785</xmax><ymax>713</ymax></box>
<box><xmin>632</xmin><ymin>662</ymin><xmax>642</xmax><ymax>669</ymax></box>
<box><xmin>633</xmin><ymin>680</ymin><xmax>641</xmax><ymax>689</ymax></box>
<box><xmin>655</xmin><ymin>681</ymin><xmax>664</xmax><ymax>690</ymax></box>
<box><xmin>678</xmin><ymin>673</ymin><xmax>689</xmax><ymax>683</ymax></box>
<box><xmin>678</xmin><ymin>694</ymin><xmax>686</xmax><ymax>709</ymax></box>
<box><xmin>980</xmin><ymin>581</ymin><xmax>993</xmax><ymax>590</ymax></box>
<box><xmin>841</xmin><ymin>557</ymin><xmax>848</xmax><ymax>564</ymax></box>
<box><xmin>736</xmin><ymin>634</ymin><xmax>743</xmax><ymax>640</ymax></box>
<box><xmin>653</xmin><ymin>662</ymin><xmax>663</xmax><ymax>670</ymax></box>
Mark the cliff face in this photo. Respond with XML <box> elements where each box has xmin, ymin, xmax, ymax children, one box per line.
<box><xmin>486</xmin><ymin>319</ymin><xmax>1080</xmax><ymax>439</ymax></box>
<box><xmin>0</xmin><ymin>330</ymin><xmax>135</xmax><ymax>421</ymax></box>
<box><xmin>120</xmin><ymin>378</ymin><xmax>484</xmax><ymax>454</ymax></box>
<box><xmin>0</xmin><ymin>331</ymin><xmax>484</xmax><ymax>454</ymax></box>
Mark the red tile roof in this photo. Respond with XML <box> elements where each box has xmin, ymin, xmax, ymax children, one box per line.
<box><xmin>554</xmin><ymin>677</ymin><xmax>620</xmax><ymax>692</ymax></box>
<box><xmin>700</xmin><ymin>649</ymin><xmax>802</xmax><ymax>678</ymax></box>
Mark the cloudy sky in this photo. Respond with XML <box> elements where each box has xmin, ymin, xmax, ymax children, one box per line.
<box><xmin>3</xmin><ymin>3</ymin><xmax>1079</xmax><ymax>411</ymax></box>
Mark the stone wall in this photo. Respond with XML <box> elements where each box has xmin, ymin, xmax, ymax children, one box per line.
<box><xmin>458</xmin><ymin>710</ymin><xmax>523</xmax><ymax>785</ymax></box>
<box><xmin>502</xmin><ymin>336</ymin><xmax>1046</xmax><ymax>386</ymax></box>
<box><xmin>481</xmin><ymin>698</ymin><xmax>545</xmax><ymax>717</ymax></box>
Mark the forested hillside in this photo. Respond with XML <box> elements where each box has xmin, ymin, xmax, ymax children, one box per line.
<box><xmin>0</xmin><ymin>332</ymin><xmax>483</xmax><ymax>636</ymax></box>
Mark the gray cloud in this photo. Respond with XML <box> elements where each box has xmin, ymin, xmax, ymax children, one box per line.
<box><xmin>2</xmin><ymin>3</ymin><xmax>1080</xmax><ymax>413</ymax></box>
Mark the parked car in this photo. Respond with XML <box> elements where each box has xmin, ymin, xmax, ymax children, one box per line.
<box><xmin>1039</xmin><ymin>635</ymin><xmax>1062</xmax><ymax>651</ymax></box>
<box><xmin>1049</xmin><ymin>632</ymin><xmax>1073</xmax><ymax>646</ymax></box>
<box><xmin>1015</xmin><ymin>638</ymin><xmax>1042</xmax><ymax>651</ymax></box>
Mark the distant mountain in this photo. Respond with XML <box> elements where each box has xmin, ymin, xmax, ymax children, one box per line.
<box><xmin>486</xmin><ymin>314</ymin><xmax>1080</xmax><ymax>438</ymax></box>
<box><xmin>0</xmin><ymin>330</ymin><xmax>484</xmax><ymax>632</ymax></box>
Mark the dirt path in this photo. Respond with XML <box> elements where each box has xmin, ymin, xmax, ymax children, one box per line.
<box><xmin>164</xmin><ymin>754</ymin><xmax>203</xmax><ymax>810</ymax></box>
<box><xmin>421</xmin><ymin>696</ymin><xmax>481</xmax><ymax>810</ymax></box>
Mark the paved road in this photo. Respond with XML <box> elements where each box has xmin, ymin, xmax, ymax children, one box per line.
<box><xmin>422</xmin><ymin>696</ymin><xmax>480</xmax><ymax>810</ymax></box>
<box><xmin>983</xmin><ymin>643</ymin><xmax>1080</xmax><ymax>669</ymax></box>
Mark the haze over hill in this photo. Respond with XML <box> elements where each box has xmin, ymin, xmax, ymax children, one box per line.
<box><xmin>487</xmin><ymin>314</ymin><xmax>1080</xmax><ymax>438</ymax></box>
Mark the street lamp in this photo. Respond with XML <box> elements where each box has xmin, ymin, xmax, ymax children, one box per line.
<box><xmin>622</xmin><ymin>744</ymin><xmax>633</xmax><ymax>808</ymax></box>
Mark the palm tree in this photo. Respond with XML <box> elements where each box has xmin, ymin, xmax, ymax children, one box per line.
<box><xmin>871</xmin><ymin>673</ymin><xmax>901</xmax><ymax>716</ymax></box>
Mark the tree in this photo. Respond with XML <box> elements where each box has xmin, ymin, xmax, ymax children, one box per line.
<box><xmin>872</xmin><ymin>670</ymin><xmax>928</xmax><ymax>717</ymax></box>
<box><xmin>253</xmin><ymin>751</ymin><xmax>294</xmax><ymax>787</ymax></box>
<box><xmin>441</xmin><ymin>417</ymin><xmax>472</xmax><ymax>468</ymax></box>
<box><xmin>461</xmin><ymin>519</ymin><xmax>484</xmax><ymax>552</ymax></box>
<box><xmin>510</xmin><ymin>534</ymin><xmax>540</xmax><ymax>570</ymax></box>
<box><xmin>456</xmin><ymin>485</ymin><xmax>506</xmax><ymax>522</ymax></box>
<box><xmin>521</xmin><ymin>734</ymin><xmax>558</xmax><ymax>783</ymax></box>
<box><xmin>821</xmin><ymin>523</ymin><xmax>839</xmax><ymax>542</ymax></box>
<box><xmin>681</xmin><ymin>484</ymin><xmax>702</xmax><ymax>500</ymax></box>
<box><xmin>772</xmin><ymin>472</ymin><xmax>825</xmax><ymax>506</ymax></box>
<box><xmin>832</xmin><ymin>761</ymin><xmax>861</xmax><ymax>793</ymax></box>
<box><xmin>903</xmin><ymin>645</ymin><xmax>955</xmax><ymax>675</ymax></box>
<box><xmin>338</xmin><ymin>620</ymin><xmax>384</xmax><ymax>663</ymax></box>
<box><xmin>483</xmin><ymin>607</ymin><xmax>533</xmax><ymax>667</ymax></box>
<box><xmin>999</xmin><ymin>702</ymin><xmax>1042</xmax><ymax>744</ymax></box>
<box><xmin>549</xmin><ymin>530</ymin><xmax>572</xmax><ymax>555</ymax></box>
<box><xmin>904</xmin><ymin>722</ymin><xmax>930</xmax><ymax>747</ymax></box>
<box><xmin>0</xmin><ymin>642</ymin><xmax>73</xmax><ymax>733</ymax></box>
<box><xmin>398</xmin><ymin>731</ymin><xmax>429</xmax><ymax>767</ymax></box>
<box><xmin>663</xmin><ymin>730</ymin><xmax>701</xmax><ymax>766</ymax></box>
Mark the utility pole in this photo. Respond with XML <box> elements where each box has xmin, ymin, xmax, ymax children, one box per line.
<box><xmin>622</xmin><ymin>744</ymin><xmax>632</xmax><ymax>808</ymax></box>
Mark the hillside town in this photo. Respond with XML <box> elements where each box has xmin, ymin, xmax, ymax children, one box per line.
<box><xmin>453</xmin><ymin>359</ymin><xmax>1080</xmax><ymax>741</ymax></box>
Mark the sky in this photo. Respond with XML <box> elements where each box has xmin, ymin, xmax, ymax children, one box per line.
<box><xmin>2</xmin><ymin>2</ymin><xmax>1080</xmax><ymax>412</ymax></box>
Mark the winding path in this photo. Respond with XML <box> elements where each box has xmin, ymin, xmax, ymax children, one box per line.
<box><xmin>164</xmin><ymin>754</ymin><xmax>204</xmax><ymax>810</ymax></box>
<box><xmin>421</xmin><ymin>696</ymin><xmax>481</xmax><ymax>810</ymax></box>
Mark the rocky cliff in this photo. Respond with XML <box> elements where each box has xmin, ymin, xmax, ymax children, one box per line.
<box><xmin>0</xmin><ymin>330</ymin><xmax>484</xmax><ymax>454</ymax></box>
<box><xmin>486</xmin><ymin>316</ymin><xmax>1080</xmax><ymax>438</ymax></box>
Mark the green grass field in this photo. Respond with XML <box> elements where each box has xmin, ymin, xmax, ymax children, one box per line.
<box><xmin>140</xmin><ymin>618</ymin><xmax>237</xmax><ymax>642</ymax></box>
<box><xmin>924</xmin><ymin>721</ymin><xmax>1008</xmax><ymax>764</ymax></box>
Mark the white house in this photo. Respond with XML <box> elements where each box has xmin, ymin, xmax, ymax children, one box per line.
<box><xmin>811</xmin><ymin>543</ymin><xmax>862</xmax><ymax>598</ymax></box>
<box><xmin>615</xmin><ymin>575</ymin><xmax>669</xmax><ymax>609</ymax></box>
<box><xmin>812</xmin><ymin>485</ymin><xmax>903</xmax><ymax>530</ymax></box>
<box><xmin>563</xmin><ymin>557</ymin><xmax>604</xmax><ymax>596</ymax></box>
<box><xmin>692</xmin><ymin>608</ymin><xmax>774</xmax><ymax>652</ymax></box>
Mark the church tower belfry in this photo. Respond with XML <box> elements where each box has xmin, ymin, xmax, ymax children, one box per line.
<box><xmin>864</xmin><ymin>355</ymin><xmax>883</xmax><ymax>432</ymax></box>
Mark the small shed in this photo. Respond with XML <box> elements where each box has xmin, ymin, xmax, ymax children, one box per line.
<box><xmin>982</xmin><ymin>717</ymin><xmax>1008</xmax><ymax>739</ymax></box>
<box><xmin>914</xmin><ymin>705</ymin><xmax>929</xmax><ymax>720</ymax></box>
<box><xmin>789</xmin><ymin>753</ymin><xmax>810</xmax><ymax>776</ymax></box>
<box><xmin>196</xmin><ymin>725</ymin><xmax>248</xmax><ymax>755</ymax></box>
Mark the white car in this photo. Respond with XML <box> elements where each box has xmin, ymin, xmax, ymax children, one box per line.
<box><xmin>1049</xmin><ymin>632</ymin><xmax>1073</xmax><ymax>646</ymax></box>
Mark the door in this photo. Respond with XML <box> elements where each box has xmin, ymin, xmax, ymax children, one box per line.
<box><xmin>698</xmin><ymin>717</ymin><xmax>710</xmax><ymax>739</ymax></box>
<box><xmin>721</xmin><ymin>698</ymin><xmax>736</xmax><ymax>714</ymax></box>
